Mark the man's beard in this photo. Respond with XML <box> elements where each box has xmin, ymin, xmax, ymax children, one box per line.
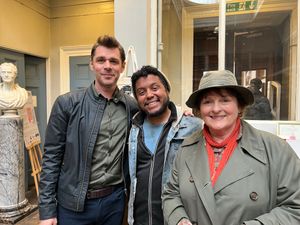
<box><xmin>145</xmin><ymin>97</ymin><xmax>170</xmax><ymax>118</ymax></box>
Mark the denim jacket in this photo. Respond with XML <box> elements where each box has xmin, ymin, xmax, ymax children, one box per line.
<box><xmin>127</xmin><ymin>103</ymin><xmax>202</xmax><ymax>225</ymax></box>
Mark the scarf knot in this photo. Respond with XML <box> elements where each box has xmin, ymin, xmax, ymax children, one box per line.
<box><xmin>203</xmin><ymin>118</ymin><xmax>241</xmax><ymax>186</ymax></box>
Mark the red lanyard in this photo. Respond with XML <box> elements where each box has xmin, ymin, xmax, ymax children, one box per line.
<box><xmin>203</xmin><ymin>119</ymin><xmax>240</xmax><ymax>186</ymax></box>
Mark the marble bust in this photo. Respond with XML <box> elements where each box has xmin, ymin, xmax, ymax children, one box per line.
<box><xmin>0</xmin><ymin>62</ymin><xmax>28</xmax><ymax>110</ymax></box>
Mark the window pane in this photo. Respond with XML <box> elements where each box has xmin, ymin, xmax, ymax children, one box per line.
<box><xmin>225</xmin><ymin>1</ymin><xmax>296</xmax><ymax>121</ymax></box>
<box><xmin>162</xmin><ymin>0</ymin><xmax>298</xmax><ymax>121</ymax></box>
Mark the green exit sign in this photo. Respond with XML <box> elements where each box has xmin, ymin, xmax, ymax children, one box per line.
<box><xmin>226</xmin><ymin>0</ymin><xmax>258</xmax><ymax>12</ymax></box>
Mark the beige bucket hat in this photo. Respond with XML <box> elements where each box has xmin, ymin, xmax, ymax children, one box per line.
<box><xmin>186</xmin><ymin>70</ymin><xmax>254</xmax><ymax>108</ymax></box>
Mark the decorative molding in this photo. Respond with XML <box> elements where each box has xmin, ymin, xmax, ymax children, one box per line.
<box><xmin>49</xmin><ymin>0</ymin><xmax>111</xmax><ymax>8</ymax></box>
<box><xmin>50</xmin><ymin>1</ymin><xmax>114</xmax><ymax>19</ymax></box>
<box><xmin>59</xmin><ymin>45</ymin><xmax>91</xmax><ymax>94</ymax></box>
<box><xmin>15</xmin><ymin>0</ymin><xmax>50</xmax><ymax>18</ymax></box>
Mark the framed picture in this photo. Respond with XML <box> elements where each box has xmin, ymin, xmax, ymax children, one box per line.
<box><xmin>278</xmin><ymin>121</ymin><xmax>300</xmax><ymax>141</ymax></box>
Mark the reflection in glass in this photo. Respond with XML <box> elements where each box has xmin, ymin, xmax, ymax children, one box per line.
<box><xmin>162</xmin><ymin>0</ymin><xmax>297</xmax><ymax>121</ymax></box>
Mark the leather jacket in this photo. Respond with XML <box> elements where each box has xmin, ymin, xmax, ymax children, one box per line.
<box><xmin>38</xmin><ymin>83</ymin><xmax>138</xmax><ymax>220</ymax></box>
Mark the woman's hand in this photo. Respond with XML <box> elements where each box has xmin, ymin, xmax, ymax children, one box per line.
<box><xmin>178</xmin><ymin>218</ymin><xmax>193</xmax><ymax>225</ymax></box>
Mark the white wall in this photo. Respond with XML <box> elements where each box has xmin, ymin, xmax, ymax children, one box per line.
<box><xmin>114</xmin><ymin>0</ymin><xmax>156</xmax><ymax>74</ymax></box>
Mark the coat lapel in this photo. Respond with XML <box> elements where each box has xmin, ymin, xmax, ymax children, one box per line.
<box><xmin>213</xmin><ymin>121</ymin><xmax>267</xmax><ymax>194</ymax></box>
<box><xmin>184</xmin><ymin>135</ymin><xmax>221</xmax><ymax>225</ymax></box>
<box><xmin>213</xmin><ymin>143</ymin><xmax>255</xmax><ymax>194</ymax></box>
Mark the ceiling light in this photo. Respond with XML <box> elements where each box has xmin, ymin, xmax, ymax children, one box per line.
<box><xmin>187</xmin><ymin>0</ymin><xmax>218</xmax><ymax>4</ymax></box>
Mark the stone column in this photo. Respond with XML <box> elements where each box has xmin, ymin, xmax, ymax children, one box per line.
<box><xmin>0</xmin><ymin>110</ymin><xmax>33</xmax><ymax>223</ymax></box>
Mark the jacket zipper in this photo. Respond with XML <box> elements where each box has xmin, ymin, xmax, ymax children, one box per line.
<box><xmin>77</xmin><ymin>99</ymin><xmax>104</xmax><ymax>210</ymax></box>
<box><xmin>148</xmin><ymin>156</ymin><xmax>154</xmax><ymax>225</ymax></box>
<box><xmin>122</xmin><ymin>97</ymin><xmax>131</xmax><ymax>192</ymax></box>
<box><xmin>147</xmin><ymin>124</ymin><xmax>166</xmax><ymax>225</ymax></box>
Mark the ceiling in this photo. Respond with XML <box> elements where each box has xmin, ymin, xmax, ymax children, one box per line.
<box><xmin>183</xmin><ymin>0</ymin><xmax>217</xmax><ymax>5</ymax></box>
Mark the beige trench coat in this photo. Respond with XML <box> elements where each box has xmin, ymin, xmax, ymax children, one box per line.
<box><xmin>162</xmin><ymin>120</ymin><xmax>300</xmax><ymax>225</ymax></box>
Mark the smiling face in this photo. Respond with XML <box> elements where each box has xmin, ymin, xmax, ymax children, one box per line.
<box><xmin>90</xmin><ymin>46</ymin><xmax>125</xmax><ymax>91</ymax></box>
<box><xmin>199</xmin><ymin>88</ymin><xmax>240</xmax><ymax>139</ymax></box>
<box><xmin>0</xmin><ymin>64</ymin><xmax>17</xmax><ymax>84</ymax></box>
<box><xmin>135</xmin><ymin>74</ymin><xmax>170</xmax><ymax>119</ymax></box>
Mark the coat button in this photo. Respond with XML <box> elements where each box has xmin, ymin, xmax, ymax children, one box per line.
<box><xmin>189</xmin><ymin>176</ymin><xmax>194</xmax><ymax>183</ymax></box>
<box><xmin>249</xmin><ymin>192</ymin><xmax>258</xmax><ymax>201</ymax></box>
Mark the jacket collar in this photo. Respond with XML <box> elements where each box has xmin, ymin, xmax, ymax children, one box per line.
<box><xmin>88</xmin><ymin>82</ymin><xmax>125</xmax><ymax>104</ymax></box>
<box><xmin>182</xmin><ymin>120</ymin><xmax>267</xmax><ymax>165</ymax></box>
<box><xmin>239</xmin><ymin>120</ymin><xmax>267</xmax><ymax>165</ymax></box>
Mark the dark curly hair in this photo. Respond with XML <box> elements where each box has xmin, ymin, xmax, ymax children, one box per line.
<box><xmin>131</xmin><ymin>65</ymin><xmax>171</xmax><ymax>98</ymax></box>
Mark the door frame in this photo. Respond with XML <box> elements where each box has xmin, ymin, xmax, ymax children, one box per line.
<box><xmin>59</xmin><ymin>45</ymin><xmax>91</xmax><ymax>94</ymax></box>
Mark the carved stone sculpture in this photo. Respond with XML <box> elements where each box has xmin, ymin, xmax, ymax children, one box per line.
<box><xmin>0</xmin><ymin>62</ymin><xmax>28</xmax><ymax>111</ymax></box>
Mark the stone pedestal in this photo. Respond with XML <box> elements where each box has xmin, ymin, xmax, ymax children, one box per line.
<box><xmin>0</xmin><ymin>115</ymin><xmax>34</xmax><ymax>224</ymax></box>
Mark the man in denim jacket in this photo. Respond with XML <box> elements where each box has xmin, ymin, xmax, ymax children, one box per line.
<box><xmin>127</xmin><ymin>65</ymin><xmax>201</xmax><ymax>225</ymax></box>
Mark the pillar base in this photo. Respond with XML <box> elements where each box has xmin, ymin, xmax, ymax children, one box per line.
<box><xmin>0</xmin><ymin>199</ymin><xmax>37</xmax><ymax>224</ymax></box>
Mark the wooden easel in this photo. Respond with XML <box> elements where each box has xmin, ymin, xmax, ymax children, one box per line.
<box><xmin>27</xmin><ymin>143</ymin><xmax>43</xmax><ymax>196</ymax></box>
<box><xmin>19</xmin><ymin>91</ymin><xmax>43</xmax><ymax>196</ymax></box>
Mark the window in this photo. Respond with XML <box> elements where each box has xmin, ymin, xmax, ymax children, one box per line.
<box><xmin>162</xmin><ymin>0</ymin><xmax>298</xmax><ymax>121</ymax></box>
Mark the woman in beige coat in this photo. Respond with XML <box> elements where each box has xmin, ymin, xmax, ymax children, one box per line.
<box><xmin>162</xmin><ymin>70</ymin><xmax>300</xmax><ymax>225</ymax></box>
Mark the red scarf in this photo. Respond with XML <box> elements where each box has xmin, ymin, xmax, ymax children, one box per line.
<box><xmin>203</xmin><ymin>118</ymin><xmax>241</xmax><ymax>186</ymax></box>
